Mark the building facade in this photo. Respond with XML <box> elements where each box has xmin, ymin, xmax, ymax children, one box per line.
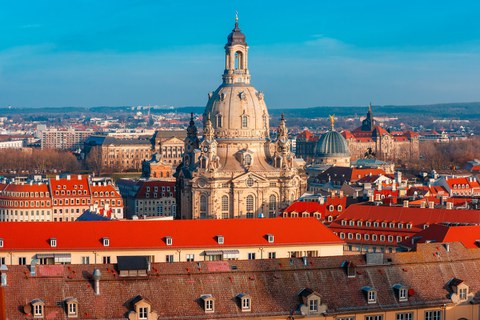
<box><xmin>41</xmin><ymin>128</ymin><xmax>93</xmax><ymax>150</ymax></box>
<box><xmin>342</xmin><ymin>105</ymin><xmax>420</xmax><ymax>162</ymax></box>
<box><xmin>176</xmin><ymin>19</ymin><xmax>307</xmax><ymax>219</ymax></box>
<box><xmin>0</xmin><ymin>218</ymin><xmax>343</xmax><ymax>266</ymax></box>
<box><xmin>0</xmin><ymin>175</ymin><xmax>123</xmax><ymax>222</ymax></box>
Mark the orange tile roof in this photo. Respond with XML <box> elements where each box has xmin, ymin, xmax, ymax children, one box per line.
<box><xmin>401</xmin><ymin>224</ymin><xmax>480</xmax><ymax>249</ymax></box>
<box><xmin>0</xmin><ymin>218</ymin><xmax>342</xmax><ymax>251</ymax></box>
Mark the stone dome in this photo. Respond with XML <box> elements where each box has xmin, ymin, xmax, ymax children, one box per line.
<box><xmin>315</xmin><ymin>130</ymin><xmax>350</xmax><ymax>157</ymax></box>
<box><xmin>204</xmin><ymin>85</ymin><xmax>269</xmax><ymax>140</ymax></box>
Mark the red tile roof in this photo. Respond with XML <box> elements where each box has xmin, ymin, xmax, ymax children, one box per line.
<box><xmin>0</xmin><ymin>218</ymin><xmax>342</xmax><ymax>251</ymax></box>
<box><xmin>401</xmin><ymin>224</ymin><xmax>480</xmax><ymax>250</ymax></box>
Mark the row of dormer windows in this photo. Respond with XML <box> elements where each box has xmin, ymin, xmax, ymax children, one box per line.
<box><xmin>338</xmin><ymin>232</ymin><xmax>406</xmax><ymax>243</ymax></box>
<box><xmin>56</xmin><ymin>184</ymin><xmax>84</xmax><ymax>190</ymax></box>
<box><xmin>146</xmin><ymin>186</ymin><xmax>173</xmax><ymax>192</ymax></box>
<box><xmin>341</xmin><ymin>220</ymin><xmax>413</xmax><ymax>229</ymax></box>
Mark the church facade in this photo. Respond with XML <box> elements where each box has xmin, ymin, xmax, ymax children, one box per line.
<box><xmin>176</xmin><ymin>19</ymin><xmax>306</xmax><ymax>219</ymax></box>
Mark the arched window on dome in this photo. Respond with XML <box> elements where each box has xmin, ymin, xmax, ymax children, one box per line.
<box><xmin>244</xmin><ymin>154</ymin><xmax>252</xmax><ymax>166</ymax></box>
<box><xmin>216</xmin><ymin>114</ymin><xmax>223</xmax><ymax>128</ymax></box>
<box><xmin>241</xmin><ymin>115</ymin><xmax>248</xmax><ymax>128</ymax></box>
<box><xmin>200</xmin><ymin>195</ymin><xmax>208</xmax><ymax>218</ymax></box>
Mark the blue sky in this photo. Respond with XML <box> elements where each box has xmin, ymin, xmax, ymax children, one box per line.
<box><xmin>1</xmin><ymin>0</ymin><xmax>480</xmax><ymax>108</ymax></box>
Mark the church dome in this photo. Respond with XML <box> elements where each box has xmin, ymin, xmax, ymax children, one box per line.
<box><xmin>315</xmin><ymin>130</ymin><xmax>350</xmax><ymax>158</ymax></box>
<box><xmin>203</xmin><ymin>19</ymin><xmax>269</xmax><ymax>140</ymax></box>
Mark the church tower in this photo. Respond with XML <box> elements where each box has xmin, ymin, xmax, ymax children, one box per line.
<box><xmin>176</xmin><ymin>17</ymin><xmax>307</xmax><ymax>219</ymax></box>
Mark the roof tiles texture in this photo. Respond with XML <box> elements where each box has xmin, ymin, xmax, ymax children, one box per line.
<box><xmin>4</xmin><ymin>243</ymin><xmax>480</xmax><ymax>319</ymax></box>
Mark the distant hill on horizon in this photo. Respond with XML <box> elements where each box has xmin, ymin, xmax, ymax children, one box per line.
<box><xmin>1</xmin><ymin>102</ymin><xmax>480</xmax><ymax>119</ymax></box>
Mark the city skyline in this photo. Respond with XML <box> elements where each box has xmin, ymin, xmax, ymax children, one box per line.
<box><xmin>1</xmin><ymin>1</ymin><xmax>480</xmax><ymax>108</ymax></box>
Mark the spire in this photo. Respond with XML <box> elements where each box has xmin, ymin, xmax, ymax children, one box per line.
<box><xmin>203</xmin><ymin>114</ymin><xmax>214</xmax><ymax>141</ymax></box>
<box><xmin>223</xmin><ymin>13</ymin><xmax>250</xmax><ymax>85</ymax></box>
<box><xmin>187</xmin><ymin>113</ymin><xmax>197</xmax><ymax>136</ymax></box>
<box><xmin>277</xmin><ymin>113</ymin><xmax>288</xmax><ymax>141</ymax></box>
<box><xmin>329</xmin><ymin>115</ymin><xmax>335</xmax><ymax>131</ymax></box>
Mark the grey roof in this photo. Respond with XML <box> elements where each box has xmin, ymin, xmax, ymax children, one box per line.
<box><xmin>315</xmin><ymin>130</ymin><xmax>350</xmax><ymax>157</ymax></box>
<box><xmin>86</xmin><ymin>135</ymin><xmax>152</xmax><ymax>146</ymax></box>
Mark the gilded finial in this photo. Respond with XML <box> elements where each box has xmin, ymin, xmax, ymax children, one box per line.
<box><xmin>235</xmin><ymin>10</ymin><xmax>239</xmax><ymax>23</ymax></box>
<box><xmin>329</xmin><ymin>115</ymin><xmax>335</xmax><ymax>131</ymax></box>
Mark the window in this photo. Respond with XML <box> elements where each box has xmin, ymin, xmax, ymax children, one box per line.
<box><xmin>246</xmin><ymin>195</ymin><xmax>254</xmax><ymax>212</ymax></box>
<box><xmin>67</xmin><ymin>301</ymin><xmax>78</xmax><ymax>317</ymax></box>
<box><xmin>267</xmin><ymin>234</ymin><xmax>274</xmax><ymax>243</ymax></box>
<box><xmin>241</xmin><ymin>297</ymin><xmax>251</xmax><ymax>311</ymax></box>
<box><xmin>221</xmin><ymin>195</ymin><xmax>229</xmax><ymax>213</ymax></box>
<box><xmin>365</xmin><ymin>316</ymin><xmax>383</xmax><ymax>320</ymax></box>
<box><xmin>217</xmin><ymin>235</ymin><xmax>224</xmax><ymax>244</ymax></box>
<box><xmin>309</xmin><ymin>299</ymin><xmax>318</xmax><ymax>312</ymax></box>
<box><xmin>19</xmin><ymin>257</ymin><xmax>27</xmax><ymax>265</ymax></box>
<box><xmin>396</xmin><ymin>312</ymin><xmax>412</xmax><ymax>320</ymax></box>
<box><xmin>166</xmin><ymin>255</ymin><xmax>174</xmax><ymax>263</ymax></box>
<box><xmin>380</xmin><ymin>235</ymin><xmax>385</xmax><ymax>241</ymax></box>
<box><xmin>103</xmin><ymin>256</ymin><xmax>111</xmax><ymax>264</ymax></box>
<box><xmin>248</xmin><ymin>253</ymin><xmax>256</xmax><ymax>260</ymax></box>
<box><xmin>459</xmin><ymin>287</ymin><xmax>468</xmax><ymax>300</ymax></box>
<box><xmin>102</xmin><ymin>237</ymin><xmax>110</xmax><ymax>247</ymax></box>
<box><xmin>200</xmin><ymin>195</ymin><xmax>208</xmax><ymax>216</ymax></box>
<box><xmin>138</xmin><ymin>307</ymin><xmax>148</xmax><ymax>319</ymax></box>
<box><xmin>216</xmin><ymin>114</ymin><xmax>223</xmax><ymax>128</ymax></box>
<box><xmin>425</xmin><ymin>310</ymin><xmax>441</xmax><ymax>320</ymax></box>
<box><xmin>0</xmin><ymin>238</ymin><xmax>3</xmax><ymax>248</ymax></box>
<box><xmin>269</xmin><ymin>194</ymin><xmax>277</xmax><ymax>212</ymax></box>
<box><xmin>166</xmin><ymin>236</ymin><xmax>173</xmax><ymax>246</ymax></box>
<box><xmin>268</xmin><ymin>252</ymin><xmax>276</xmax><ymax>259</ymax></box>
<box><xmin>50</xmin><ymin>238</ymin><xmax>57</xmax><ymax>247</ymax></box>
<box><xmin>338</xmin><ymin>318</ymin><xmax>355</xmax><ymax>320</ymax></box>
<box><xmin>186</xmin><ymin>254</ymin><xmax>194</xmax><ymax>262</ymax></box>
<box><xmin>33</xmin><ymin>303</ymin><xmax>43</xmax><ymax>317</ymax></box>
<box><xmin>81</xmin><ymin>256</ymin><xmax>90</xmax><ymax>264</ymax></box>
<box><xmin>338</xmin><ymin>205</ymin><xmax>343</xmax><ymax>212</ymax></box>
<box><xmin>242</xmin><ymin>115</ymin><xmax>248</xmax><ymax>128</ymax></box>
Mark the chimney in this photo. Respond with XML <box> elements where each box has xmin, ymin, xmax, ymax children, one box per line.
<box><xmin>78</xmin><ymin>175</ymin><xmax>82</xmax><ymax>180</ymax></box>
<box><xmin>368</xmin><ymin>195</ymin><xmax>374</xmax><ymax>202</ymax></box>
<box><xmin>67</xmin><ymin>175</ymin><xmax>71</xmax><ymax>181</ymax></box>
<box><xmin>319</xmin><ymin>197</ymin><xmax>325</xmax><ymax>205</ymax></box>
<box><xmin>331</xmin><ymin>191</ymin><xmax>335</xmax><ymax>198</ymax></box>
<box><xmin>55</xmin><ymin>175</ymin><xmax>60</xmax><ymax>180</ymax></box>
<box><xmin>420</xmin><ymin>201</ymin><xmax>426</xmax><ymax>208</ymax></box>
<box><xmin>403</xmin><ymin>200</ymin><xmax>409</xmax><ymax>208</ymax></box>
<box><xmin>93</xmin><ymin>269</ymin><xmax>101</xmax><ymax>295</ymax></box>
<box><xmin>428</xmin><ymin>201</ymin><xmax>435</xmax><ymax>209</ymax></box>
<box><xmin>339</xmin><ymin>190</ymin><xmax>344</xmax><ymax>198</ymax></box>
<box><xmin>446</xmin><ymin>202</ymin><xmax>453</xmax><ymax>210</ymax></box>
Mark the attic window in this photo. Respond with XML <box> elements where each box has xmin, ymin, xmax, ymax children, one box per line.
<box><xmin>102</xmin><ymin>237</ymin><xmax>110</xmax><ymax>247</ymax></box>
<box><xmin>0</xmin><ymin>238</ymin><xmax>3</xmax><ymax>248</ymax></box>
<box><xmin>217</xmin><ymin>235</ymin><xmax>224</xmax><ymax>245</ymax></box>
<box><xmin>237</xmin><ymin>293</ymin><xmax>251</xmax><ymax>312</ymax></box>
<box><xmin>267</xmin><ymin>234</ymin><xmax>274</xmax><ymax>243</ymax></box>
<box><xmin>31</xmin><ymin>299</ymin><xmax>45</xmax><ymax>318</ymax></box>
<box><xmin>298</xmin><ymin>288</ymin><xmax>322</xmax><ymax>315</ymax></box>
<box><xmin>393</xmin><ymin>284</ymin><xmax>408</xmax><ymax>302</ymax></box>
<box><xmin>65</xmin><ymin>298</ymin><xmax>78</xmax><ymax>318</ymax></box>
<box><xmin>362</xmin><ymin>286</ymin><xmax>377</xmax><ymax>304</ymax></box>
<box><xmin>50</xmin><ymin>238</ymin><xmax>57</xmax><ymax>248</ymax></box>
<box><xmin>200</xmin><ymin>294</ymin><xmax>215</xmax><ymax>313</ymax></box>
<box><xmin>165</xmin><ymin>236</ymin><xmax>173</xmax><ymax>246</ymax></box>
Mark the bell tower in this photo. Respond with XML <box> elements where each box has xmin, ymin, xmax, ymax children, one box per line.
<box><xmin>222</xmin><ymin>15</ymin><xmax>250</xmax><ymax>85</ymax></box>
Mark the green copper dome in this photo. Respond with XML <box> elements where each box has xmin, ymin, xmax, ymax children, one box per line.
<box><xmin>315</xmin><ymin>130</ymin><xmax>350</xmax><ymax>158</ymax></box>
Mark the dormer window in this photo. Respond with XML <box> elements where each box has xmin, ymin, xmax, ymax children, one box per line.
<box><xmin>165</xmin><ymin>236</ymin><xmax>173</xmax><ymax>246</ymax></box>
<box><xmin>393</xmin><ymin>284</ymin><xmax>408</xmax><ymax>302</ymax></box>
<box><xmin>298</xmin><ymin>288</ymin><xmax>323</xmax><ymax>315</ymax></box>
<box><xmin>129</xmin><ymin>296</ymin><xmax>157</xmax><ymax>320</ymax></box>
<box><xmin>217</xmin><ymin>235</ymin><xmax>224</xmax><ymax>245</ymax></box>
<box><xmin>102</xmin><ymin>237</ymin><xmax>110</xmax><ymax>247</ymax></box>
<box><xmin>201</xmin><ymin>294</ymin><xmax>215</xmax><ymax>313</ymax></box>
<box><xmin>31</xmin><ymin>299</ymin><xmax>45</xmax><ymax>318</ymax></box>
<box><xmin>362</xmin><ymin>286</ymin><xmax>377</xmax><ymax>304</ymax></box>
<box><xmin>237</xmin><ymin>293</ymin><xmax>251</xmax><ymax>312</ymax></box>
<box><xmin>50</xmin><ymin>238</ymin><xmax>57</xmax><ymax>248</ymax></box>
<box><xmin>267</xmin><ymin>234</ymin><xmax>274</xmax><ymax>243</ymax></box>
<box><xmin>342</xmin><ymin>261</ymin><xmax>356</xmax><ymax>278</ymax></box>
<box><xmin>0</xmin><ymin>238</ymin><xmax>3</xmax><ymax>248</ymax></box>
<box><xmin>65</xmin><ymin>298</ymin><xmax>78</xmax><ymax>318</ymax></box>
<box><xmin>449</xmin><ymin>278</ymin><xmax>470</xmax><ymax>302</ymax></box>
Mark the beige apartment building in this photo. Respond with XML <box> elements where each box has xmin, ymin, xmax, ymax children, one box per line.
<box><xmin>0</xmin><ymin>218</ymin><xmax>343</xmax><ymax>266</ymax></box>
